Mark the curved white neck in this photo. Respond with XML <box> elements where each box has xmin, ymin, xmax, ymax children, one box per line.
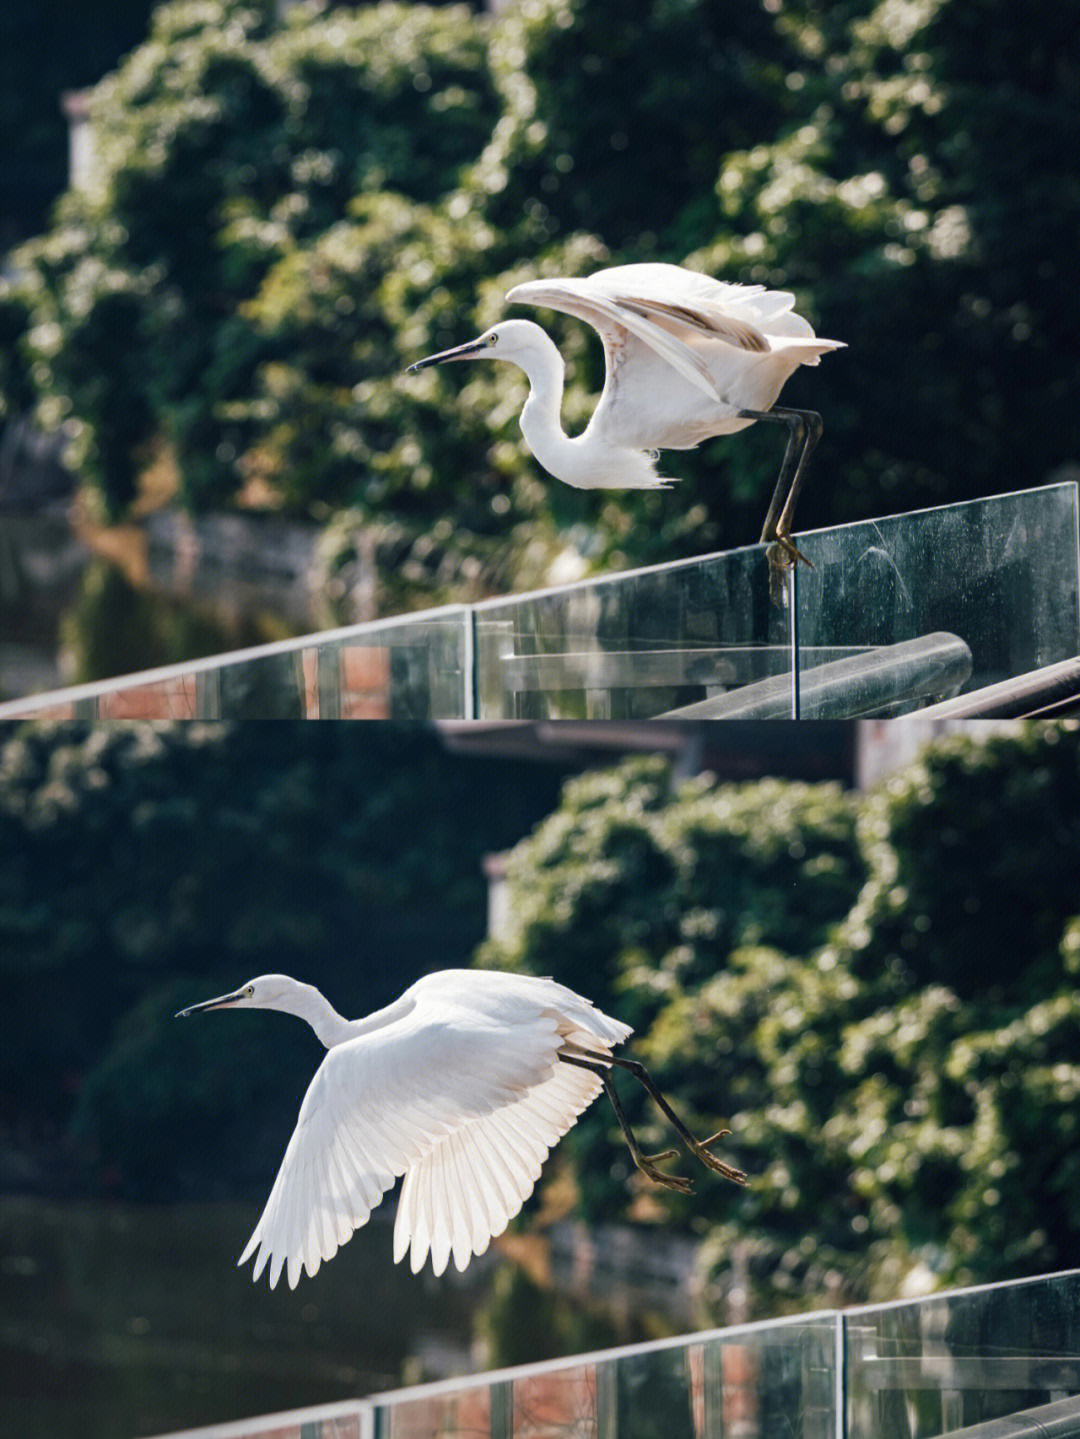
<box><xmin>515</xmin><ymin>335</ymin><xmax>586</xmax><ymax>487</ymax></box>
<box><xmin>271</xmin><ymin>985</ymin><xmax>418</xmax><ymax>1050</ymax></box>
<box><xmin>271</xmin><ymin>984</ymin><xmax>354</xmax><ymax>1049</ymax></box>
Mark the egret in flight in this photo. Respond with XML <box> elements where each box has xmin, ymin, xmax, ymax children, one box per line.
<box><xmin>177</xmin><ymin>970</ymin><xmax>746</xmax><ymax>1286</ymax></box>
<box><xmin>408</xmin><ymin>263</ymin><xmax>845</xmax><ymax>566</ymax></box>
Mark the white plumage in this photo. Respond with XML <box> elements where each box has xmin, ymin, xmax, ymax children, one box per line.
<box><xmin>409</xmin><ymin>262</ymin><xmax>844</xmax><ymax>492</ymax></box>
<box><xmin>177</xmin><ymin>970</ymin><xmax>631</xmax><ymax>1285</ymax></box>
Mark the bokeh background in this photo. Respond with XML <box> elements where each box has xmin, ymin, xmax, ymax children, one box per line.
<box><xmin>3</xmin><ymin>0</ymin><xmax>1080</xmax><ymax>694</ymax></box>
<box><xmin>2</xmin><ymin>718</ymin><xmax>1079</xmax><ymax>1436</ymax></box>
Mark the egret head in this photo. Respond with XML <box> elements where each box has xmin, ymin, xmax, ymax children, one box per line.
<box><xmin>176</xmin><ymin>974</ymin><xmax>301</xmax><ymax>1017</ymax></box>
<box><xmin>407</xmin><ymin>320</ymin><xmax>555</xmax><ymax>375</ymax></box>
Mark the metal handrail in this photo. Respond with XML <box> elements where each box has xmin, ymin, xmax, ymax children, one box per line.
<box><xmin>664</xmin><ymin>632</ymin><xmax>973</xmax><ymax>718</ymax></box>
<box><xmin>925</xmin><ymin>1391</ymin><xmax>1080</xmax><ymax>1438</ymax></box>
<box><xmin>916</xmin><ymin>655</ymin><xmax>1080</xmax><ymax>718</ymax></box>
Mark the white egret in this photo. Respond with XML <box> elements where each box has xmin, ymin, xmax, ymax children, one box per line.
<box><xmin>177</xmin><ymin>969</ymin><xmax>746</xmax><ymax>1286</ymax></box>
<box><xmin>408</xmin><ymin>263</ymin><xmax>845</xmax><ymax>565</ymax></box>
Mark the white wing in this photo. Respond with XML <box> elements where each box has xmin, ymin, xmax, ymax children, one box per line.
<box><xmin>393</xmin><ymin>1052</ymin><xmax>604</xmax><ymax>1276</ymax></box>
<box><xmin>239</xmin><ymin>1003</ymin><xmax>569</xmax><ymax>1288</ymax></box>
<box><xmin>508</xmin><ymin>266</ymin><xmax>844</xmax><ymax>450</ymax></box>
<box><xmin>507</xmin><ymin>278</ymin><xmax>724</xmax><ymax>401</ymax></box>
<box><xmin>388</xmin><ymin>973</ymin><xmax>631</xmax><ymax>1275</ymax></box>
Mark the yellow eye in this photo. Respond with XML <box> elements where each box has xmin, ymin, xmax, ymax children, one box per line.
<box><xmin>488</xmin><ymin>333</ymin><xmax>498</xmax><ymax>346</ymax></box>
<box><xmin>245</xmin><ymin>985</ymin><xmax>255</xmax><ymax>996</ymax></box>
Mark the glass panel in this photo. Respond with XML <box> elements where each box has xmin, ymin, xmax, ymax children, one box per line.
<box><xmin>379</xmin><ymin>1378</ymin><xmax>496</xmax><ymax>1439</ymax></box>
<box><xmin>306</xmin><ymin>613</ymin><xmax>471</xmax><ymax>720</ymax></box>
<box><xmin>794</xmin><ymin>485</ymin><xmax>1080</xmax><ymax>717</ymax></box>
<box><xmin>687</xmin><ymin>1317</ymin><xmax>839</xmax><ymax>1439</ymax></box>
<box><xmin>472</xmin><ymin>545</ymin><xmax>793</xmax><ymax>720</ymax></box>
<box><xmin>147</xmin><ymin>1399</ymin><xmax>370</xmax><ymax>1438</ymax></box>
<box><xmin>143</xmin><ymin>1275</ymin><xmax>1080</xmax><ymax>1439</ymax></box>
<box><xmin>845</xmin><ymin>1271</ymin><xmax>1080</xmax><ymax>1439</ymax></box>
<box><xmin>374</xmin><ymin>1315</ymin><xmax>839</xmax><ymax>1439</ymax></box>
<box><xmin>0</xmin><ymin>610</ymin><xmax>471</xmax><ymax>722</ymax></box>
<box><xmin>4</xmin><ymin>486</ymin><xmax>1077</xmax><ymax>722</ymax></box>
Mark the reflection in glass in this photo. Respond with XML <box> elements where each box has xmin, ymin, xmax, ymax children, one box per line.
<box><xmin>374</xmin><ymin>1316</ymin><xmax>839</xmax><ymax>1439</ymax></box>
<box><xmin>1</xmin><ymin>612</ymin><xmax>471</xmax><ymax>721</ymax></box>
<box><xmin>473</xmin><ymin>545</ymin><xmax>791</xmax><ymax>720</ymax></box>
<box><xmin>795</xmin><ymin>485</ymin><xmax>1080</xmax><ymax>717</ymax></box>
<box><xmin>845</xmin><ymin>1272</ymin><xmax>1080</xmax><ymax>1439</ymax></box>
<box><xmin>4</xmin><ymin>485</ymin><xmax>1078</xmax><ymax>722</ymax></box>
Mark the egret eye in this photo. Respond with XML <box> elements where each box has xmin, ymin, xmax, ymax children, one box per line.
<box><xmin>488</xmin><ymin>333</ymin><xmax>498</xmax><ymax>346</ymax></box>
<box><xmin>246</xmin><ymin>985</ymin><xmax>255</xmax><ymax>997</ymax></box>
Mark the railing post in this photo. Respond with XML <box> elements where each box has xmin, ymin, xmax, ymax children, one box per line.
<box><xmin>490</xmin><ymin>1379</ymin><xmax>513</xmax><ymax>1439</ymax></box>
<box><xmin>597</xmin><ymin>1360</ymin><xmax>618</xmax><ymax>1439</ymax></box>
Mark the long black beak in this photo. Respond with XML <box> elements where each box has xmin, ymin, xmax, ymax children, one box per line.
<box><xmin>176</xmin><ymin>989</ymin><xmax>246</xmax><ymax>1018</ymax></box>
<box><xmin>407</xmin><ymin>336</ymin><xmax>489</xmax><ymax>373</ymax></box>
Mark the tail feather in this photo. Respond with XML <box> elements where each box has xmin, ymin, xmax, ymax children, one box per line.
<box><xmin>560</xmin><ymin>447</ymin><xmax>678</xmax><ymax>490</ymax></box>
<box><xmin>769</xmin><ymin>337</ymin><xmax>847</xmax><ymax>367</ymax></box>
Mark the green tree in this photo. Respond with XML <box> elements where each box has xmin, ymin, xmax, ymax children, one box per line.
<box><xmin>6</xmin><ymin>0</ymin><xmax>1079</xmax><ymax>594</ymax></box>
<box><xmin>0</xmin><ymin>1</ymin><xmax>156</xmax><ymax>248</ymax></box>
<box><xmin>0</xmin><ymin>721</ymin><xmax>571</xmax><ymax>1196</ymax></box>
<box><xmin>478</xmin><ymin>756</ymin><xmax>866</xmax><ymax>1228</ymax></box>
<box><xmin>479</xmin><ymin>726</ymin><xmax>1080</xmax><ymax>1310</ymax></box>
<box><xmin>13</xmin><ymin>2</ymin><xmax>501</xmax><ymax>517</ymax></box>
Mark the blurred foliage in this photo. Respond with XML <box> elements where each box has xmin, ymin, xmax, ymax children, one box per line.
<box><xmin>0</xmin><ymin>1</ymin><xmax>157</xmax><ymax>248</ymax></box>
<box><xmin>58</xmin><ymin>560</ymin><xmax>290</xmax><ymax>688</ymax></box>
<box><xmin>3</xmin><ymin>0</ymin><xmax>1077</xmax><ymax>589</ymax></box>
<box><xmin>480</xmin><ymin>725</ymin><xmax>1080</xmax><ymax>1309</ymax></box>
<box><xmin>0</xmin><ymin>721</ymin><xmax>571</xmax><ymax>1198</ymax></box>
<box><xmin>3</xmin><ymin>721</ymin><xmax>1080</xmax><ymax>1307</ymax></box>
<box><xmin>478</xmin><ymin>1264</ymin><xmax>640</xmax><ymax>1368</ymax></box>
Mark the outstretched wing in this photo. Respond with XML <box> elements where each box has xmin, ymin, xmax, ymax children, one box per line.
<box><xmin>507</xmin><ymin>278</ymin><xmax>723</xmax><ymax>402</ymax></box>
<box><xmin>393</xmin><ymin>1053</ymin><xmax>604</xmax><ymax>1276</ymax></box>
<box><xmin>239</xmin><ymin>1006</ymin><xmax>567</xmax><ymax>1288</ymax></box>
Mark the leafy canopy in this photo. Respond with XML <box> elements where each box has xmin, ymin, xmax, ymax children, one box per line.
<box><xmin>4</xmin><ymin>0</ymin><xmax>1077</xmax><ymax>592</ymax></box>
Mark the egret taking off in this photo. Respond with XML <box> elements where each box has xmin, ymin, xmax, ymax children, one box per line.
<box><xmin>408</xmin><ymin>263</ymin><xmax>845</xmax><ymax>566</ymax></box>
<box><xmin>177</xmin><ymin>970</ymin><xmax>746</xmax><ymax>1286</ymax></box>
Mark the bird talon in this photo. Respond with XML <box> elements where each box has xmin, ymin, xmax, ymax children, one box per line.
<box><xmin>767</xmin><ymin>536</ymin><xmax>814</xmax><ymax>571</ymax></box>
<box><xmin>637</xmin><ymin>1155</ymin><xmax>694</xmax><ymax>1192</ymax></box>
<box><xmin>643</xmin><ymin>1148</ymin><xmax>679</xmax><ymax>1165</ymax></box>
<box><xmin>688</xmin><ymin>1131</ymin><xmax>748</xmax><ymax>1185</ymax></box>
<box><xmin>696</xmin><ymin>1149</ymin><xmax>749</xmax><ymax>1184</ymax></box>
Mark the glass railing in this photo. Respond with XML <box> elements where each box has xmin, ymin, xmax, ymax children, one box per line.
<box><xmin>793</xmin><ymin>484</ymin><xmax>1080</xmax><ymax>718</ymax></box>
<box><xmin>2</xmin><ymin>485</ymin><xmax>1076</xmax><ymax>722</ymax></box>
<box><xmin>0</xmin><ymin>609</ymin><xmax>472</xmax><ymax>721</ymax></box>
<box><xmin>148</xmin><ymin>1270</ymin><xmax>1080</xmax><ymax>1439</ymax></box>
<box><xmin>471</xmin><ymin>540</ymin><xmax>788</xmax><ymax>720</ymax></box>
<box><xmin>844</xmin><ymin>1269</ymin><xmax>1080</xmax><ymax>1439</ymax></box>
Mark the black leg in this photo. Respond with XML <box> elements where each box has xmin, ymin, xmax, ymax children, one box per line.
<box><xmin>561</xmin><ymin>1048</ymin><xmax>748</xmax><ymax>1186</ymax></box>
<box><xmin>560</xmin><ymin>1053</ymin><xmax>693</xmax><ymax>1192</ymax></box>
<box><xmin>742</xmin><ymin>406</ymin><xmax>823</xmax><ymax>569</ymax></box>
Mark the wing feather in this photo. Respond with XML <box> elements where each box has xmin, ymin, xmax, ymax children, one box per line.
<box><xmin>618</xmin><ymin>297</ymin><xmax>769</xmax><ymax>353</ymax></box>
<box><xmin>240</xmin><ymin>1007</ymin><xmax>564</xmax><ymax>1287</ymax></box>
<box><xmin>448</xmin><ymin>1136</ymin><xmax>488</xmax><ymax>1260</ymax></box>
<box><xmin>441</xmin><ymin>1137</ymin><xmax>472</xmax><ymax>1273</ymax></box>
<box><xmin>394</xmin><ymin>1049</ymin><xmax>607</xmax><ymax>1276</ymax></box>
<box><xmin>393</xmin><ymin>1169</ymin><xmax>415</xmax><ymax>1265</ymax></box>
<box><xmin>326</xmin><ymin>1145</ymin><xmax>354</xmax><ymax>1247</ymax></box>
<box><xmin>507</xmin><ymin>280</ymin><xmax>721</xmax><ymax>401</ymax></box>
<box><xmin>411</xmin><ymin>1151</ymin><xmax>435</xmax><ymax>1275</ymax></box>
